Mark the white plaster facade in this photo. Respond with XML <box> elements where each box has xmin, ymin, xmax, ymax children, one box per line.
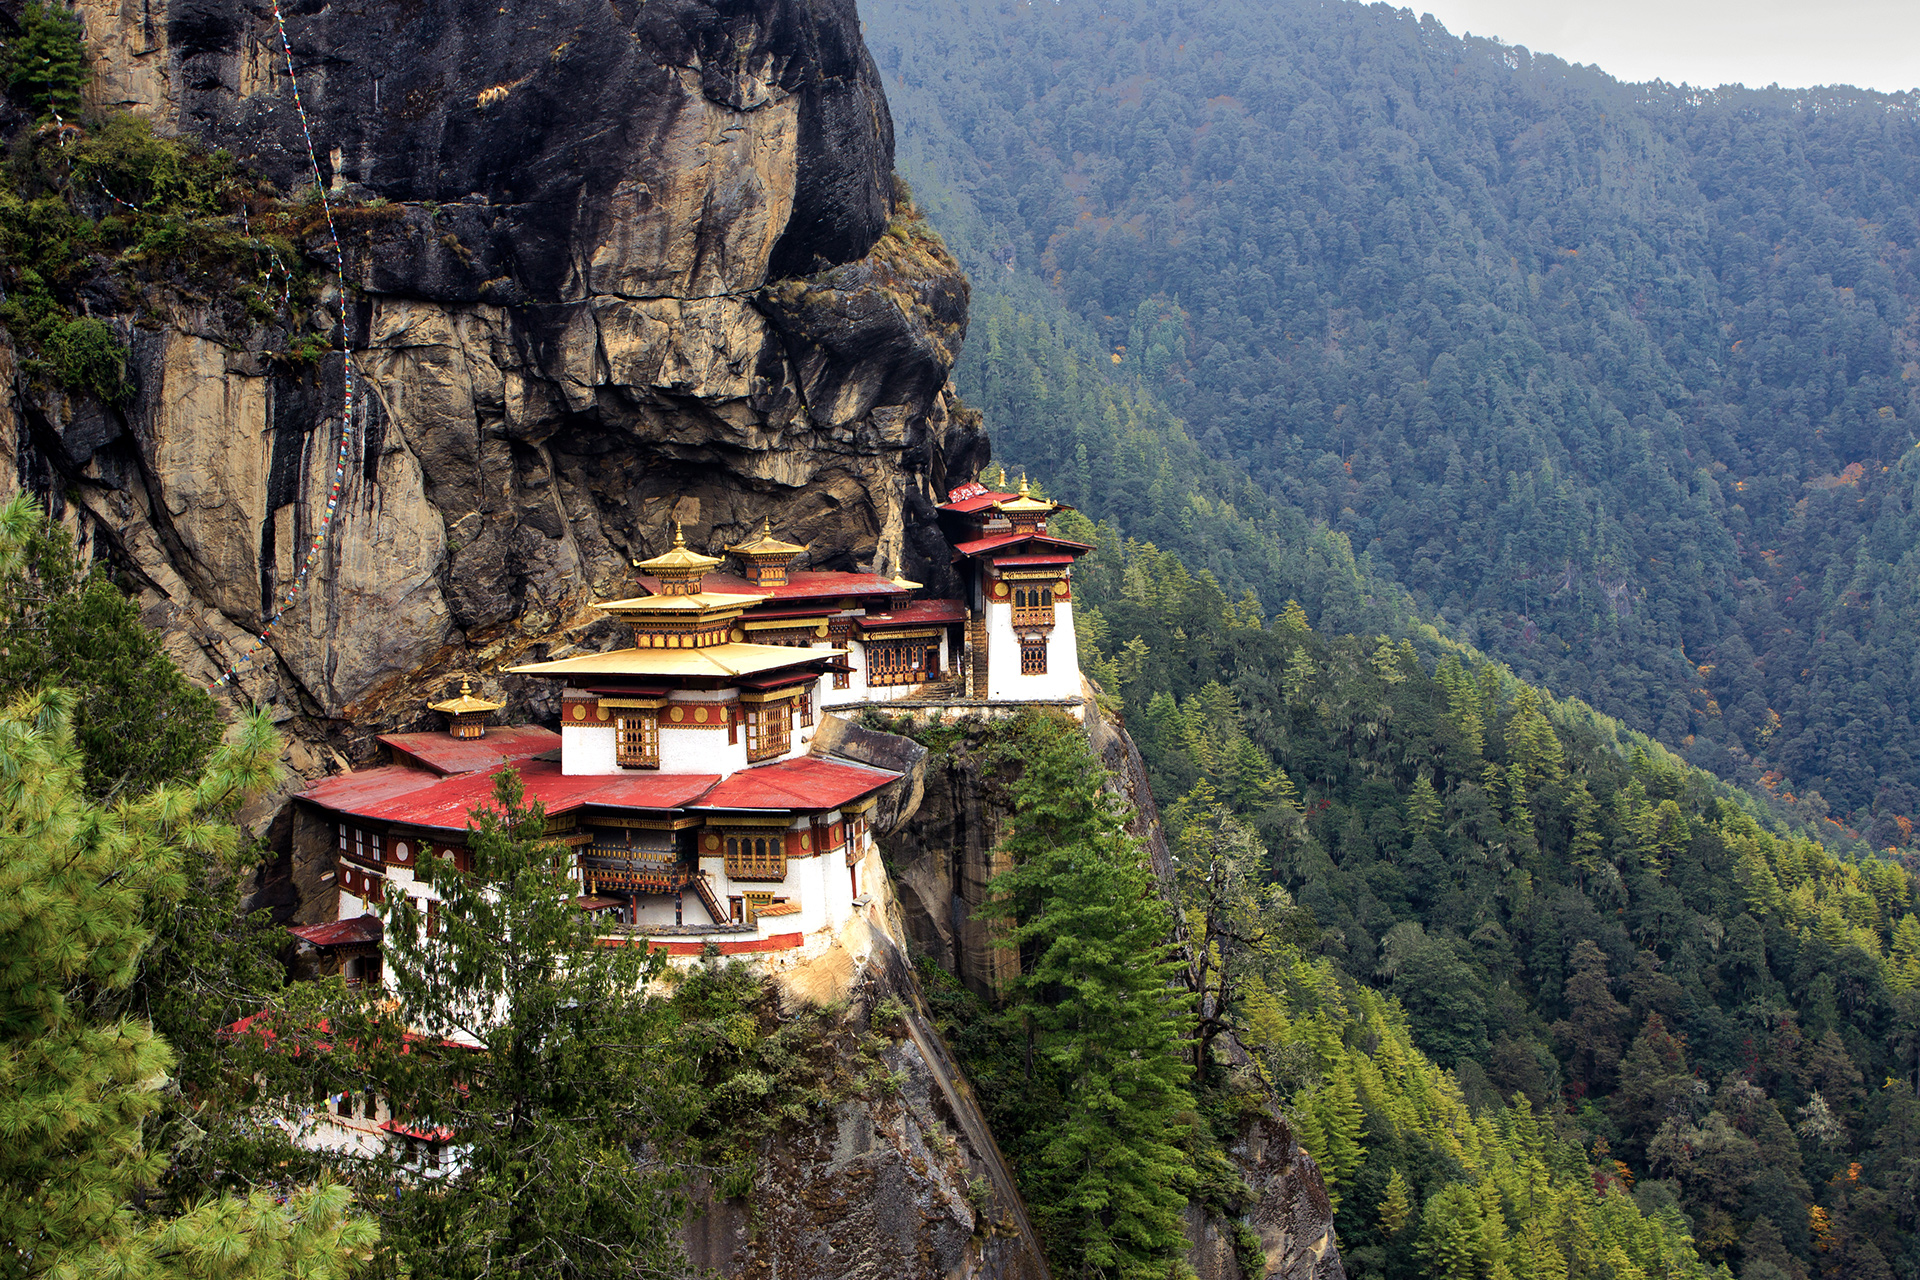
<box><xmin>819</xmin><ymin>631</ymin><xmax>954</xmax><ymax>710</ymax></box>
<box><xmin>984</xmin><ymin>598</ymin><xmax>1081</xmax><ymax>702</ymax></box>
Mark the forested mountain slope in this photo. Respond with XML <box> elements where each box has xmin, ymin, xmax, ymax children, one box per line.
<box><xmin>1047</xmin><ymin>502</ymin><xmax>1920</xmax><ymax>1280</ymax></box>
<box><xmin>861</xmin><ymin>0</ymin><xmax>1920</xmax><ymax>846</ymax></box>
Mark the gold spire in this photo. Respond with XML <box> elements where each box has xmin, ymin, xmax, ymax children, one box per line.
<box><xmin>635</xmin><ymin>522</ymin><xmax>723</xmax><ymax>596</ymax></box>
<box><xmin>996</xmin><ymin>475</ymin><xmax>1054</xmax><ymax>515</ymax></box>
<box><xmin>725</xmin><ymin>517</ymin><xmax>806</xmax><ymax>588</ymax></box>
<box><xmin>428</xmin><ymin>677</ymin><xmax>505</xmax><ymax>715</ymax></box>
<box><xmin>429</xmin><ymin>677</ymin><xmax>505</xmax><ymax>738</ymax></box>
<box><xmin>725</xmin><ymin>517</ymin><xmax>807</xmax><ymax>559</ymax></box>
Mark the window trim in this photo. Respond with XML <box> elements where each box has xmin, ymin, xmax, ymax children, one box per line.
<box><xmin>743</xmin><ymin>701</ymin><xmax>792</xmax><ymax>762</ymax></box>
<box><xmin>615</xmin><ymin>711</ymin><xmax>660</xmax><ymax>769</ymax></box>
<box><xmin>723</xmin><ymin>832</ymin><xmax>787</xmax><ymax>881</ymax></box>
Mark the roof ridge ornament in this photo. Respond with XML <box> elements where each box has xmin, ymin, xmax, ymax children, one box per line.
<box><xmin>725</xmin><ymin>517</ymin><xmax>807</xmax><ymax>588</ymax></box>
<box><xmin>636</xmin><ymin>523</ymin><xmax>724</xmax><ymax>595</ymax></box>
<box><xmin>428</xmin><ymin>675</ymin><xmax>505</xmax><ymax>738</ymax></box>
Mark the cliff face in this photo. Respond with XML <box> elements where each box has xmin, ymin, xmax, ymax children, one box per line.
<box><xmin>684</xmin><ymin>936</ymin><xmax>1050</xmax><ymax>1280</ymax></box>
<box><xmin>8</xmin><ymin>0</ymin><xmax>984</xmax><ymax>752</ymax></box>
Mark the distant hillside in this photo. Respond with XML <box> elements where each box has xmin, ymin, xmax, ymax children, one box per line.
<box><xmin>861</xmin><ymin>0</ymin><xmax>1920</xmax><ymax>850</ymax></box>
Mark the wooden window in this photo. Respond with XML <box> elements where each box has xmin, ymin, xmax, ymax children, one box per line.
<box><xmin>744</xmin><ymin>702</ymin><xmax>790</xmax><ymax>762</ymax></box>
<box><xmin>1012</xmin><ymin>586</ymin><xmax>1055</xmax><ymax>628</ymax></box>
<box><xmin>833</xmin><ymin>664</ymin><xmax>851</xmax><ymax>689</ymax></box>
<box><xmin>369</xmin><ymin>831</ymin><xmax>384</xmax><ymax>863</ymax></box>
<box><xmin>724</xmin><ymin>833</ymin><xmax>786</xmax><ymax>881</ymax></box>
<box><xmin>615</xmin><ymin>712</ymin><xmax>659</xmax><ymax>769</ymax></box>
<box><xmin>867</xmin><ymin>640</ymin><xmax>930</xmax><ymax>687</ymax></box>
<box><xmin>338</xmin><ymin>823</ymin><xmax>348</xmax><ymax>852</ymax></box>
<box><xmin>742</xmin><ymin>890</ymin><xmax>774</xmax><ymax>922</ymax></box>
<box><xmin>1020</xmin><ymin>640</ymin><xmax>1048</xmax><ymax>675</ymax></box>
<box><xmin>798</xmin><ymin>687</ymin><xmax>814</xmax><ymax>728</ymax></box>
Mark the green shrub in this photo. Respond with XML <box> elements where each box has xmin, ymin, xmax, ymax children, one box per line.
<box><xmin>43</xmin><ymin>315</ymin><xmax>127</xmax><ymax>401</ymax></box>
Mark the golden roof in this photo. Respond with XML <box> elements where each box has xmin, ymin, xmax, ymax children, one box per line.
<box><xmin>634</xmin><ymin>524</ymin><xmax>723</xmax><ymax>576</ymax></box>
<box><xmin>595</xmin><ymin>591</ymin><xmax>768</xmax><ymax>617</ymax></box>
<box><xmin>994</xmin><ymin>476</ymin><xmax>1054</xmax><ymax>515</ymax></box>
<box><xmin>889</xmin><ymin>576</ymin><xmax>924</xmax><ymax>591</ymax></box>
<box><xmin>505</xmin><ymin>642</ymin><xmax>845</xmax><ymax>679</ymax></box>
<box><xmin>726</xmin><ymin>518</ymin><xmax>807</xmax><ymax>560</ymax></box>
<box><xmin>427</xmin><ymin>678</ymin><xmax>504</xmax><ymax>716</ymax></box>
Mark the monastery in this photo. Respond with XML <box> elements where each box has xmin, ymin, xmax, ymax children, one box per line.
<box><xmin>286</xmin><ymin>480</ymin><xmax>1091</xmax><ymax>999</ymax></box>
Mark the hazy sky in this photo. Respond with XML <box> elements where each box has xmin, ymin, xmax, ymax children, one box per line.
<box><xmin>1414</xmin><ymin>0</ymin><xmax>1919</xmax><ymax>93</ymax></box>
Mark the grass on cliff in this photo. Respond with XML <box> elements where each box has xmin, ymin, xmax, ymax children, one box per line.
<box><xmin>0</xmin><ymin>30</ymin><xmax>362</xmax><ymax>402</ymax></box>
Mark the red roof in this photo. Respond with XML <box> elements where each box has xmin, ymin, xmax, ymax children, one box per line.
<box><xmin>223</xmin><ymin>1010</ymin><xmax>471</xmax><ymax>1054</ymax></box>
<box><xmin>991</xmin><ymin>553</ymin><xmax>1078</xmax><ymax>569</ymax></box>
<box><xmin>938</xmin><ymin>489</ymin><xmax>1017</xmax><ymax>513</ymax></box>
<box><xmin>381</xmin><ymin>1118</ymin><xmax>456</xmax><ymax>1143</ymax></box>
<box><xmin>303</xmin><ymin>765</ymin><xmax>448</xmax><ymax>815</ymax></box>
<box><xmin>691</xmin><ymin>757</ymin><xmax>896</xmax><ymax>812</ymax></box>
<box><xmin>289</xmin><ymin>915</ymin><xmax>384</xmax><ymax>947</ymax></box>
<box><xmin>380</xmin><ymin>725</ymin><xmax>561</xmax><ymax>776</ymax></box>
<box><xmin>639</xmin><ymin>569</ymin><xmax>904</xmax><ymax>603</ymax></box>
<box><xmin>953</xmin><ymin>532</ymin><xmax>1093</xmax><ymax>558</ymax></box>
<box><xmin>857</xmin><ymin>598</ymin><xmax>968</xmax><ymax>628</ymax></box>
<box><xmin>303</xmin><ymin>759</ymin><xmax>723</xmax><ymax>832</ymax></box>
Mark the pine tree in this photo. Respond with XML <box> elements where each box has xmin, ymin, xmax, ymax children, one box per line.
<box><xmin>2</xmin><ymin>0</ymin><xmax>88</xmax><ymax>117</ymax></box>
<box><xmin>0</xmin><ymin>688</ymin><xmax>376</xmax><ymax>1278</ymax></box>
<box><xmin>1310</xmin><ymin>1062</ymin><xmax>1365</xmax><ymax>1209</ymax></box>
<box><xmin>989</xmin><ymin>713</ymin><xmax>1196</xmax><ymax>1280</ymax></box>
<box><xmin>1417</xmin><ymin>1183</ymin><xmax>1490</xmax><ymax>1280</ymax></box>
<box><xmin>1284</xmin><ymin>648</ymin><xmax>1319</xmax><ymax>708</ymax></box>
<box><xmin>0</xmin><ymin>495</ymin><xmax>222</xmax><ymax>797</ymax></box>
<box><xmin>1406</xmin><ymin>774</ymin><xmax>1442</xmax><ymax>837</ymax></box>
<box><xmin>1372</xmin><ymin>637</ymin><xmax>1408</xmax><ymax>684</ymax></box>
<box><xmin>1379</xmin><ymin>1168</ymin><xmax>1414</xmax><ymax>1236</ymax></box>
<box><xmin>1566</xmin><ymin>781</ymin><xmax>1604</xmax><ymax>885</ymax></box>
<box><xmin>1555</xmin><ymin>939</ymin><xmax>1628</xmax><ymax>1093</ymax></box>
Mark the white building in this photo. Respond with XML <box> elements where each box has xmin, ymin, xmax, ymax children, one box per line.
<box><xmin>299</xmin><ymin>489</ymin><xmax>1093</xmax><ymax>970</ymax></box>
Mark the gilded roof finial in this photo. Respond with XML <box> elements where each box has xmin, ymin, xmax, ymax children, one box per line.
<box><xmin>429</xmin><ymin>676</ymin><xmax>504</xmax><ymax>717</ymax></box>
<box><xmin>1018</xmin><ymin>474</ymin><xmax>1031</xmax><ymax>497</ymax></box>
<box><xmin>672</xmin><ymin>522</ymin><xmax>687</xmax><ymax>549</ymax></box>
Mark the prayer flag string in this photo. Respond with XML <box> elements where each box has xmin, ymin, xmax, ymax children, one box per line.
<box><xmin>211</xmin><ymin>0</ymin><xmax>358</xmax><ymax>692</ymax></box>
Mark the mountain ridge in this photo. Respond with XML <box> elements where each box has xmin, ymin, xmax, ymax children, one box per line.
<box><xmin>861</xmin><ymin>0</ymin><xmax>1920</xmax><ymax>853</ymax></box>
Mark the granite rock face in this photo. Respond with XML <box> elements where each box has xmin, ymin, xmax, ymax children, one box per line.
<box><xmin>684</xmin><ymin>938</ymin><xmax>1050</xmax><ymax>1280</ymax></box>
<box><xmin>15</xmin><ymin>0</ymin><xmax>985</xmax><ymax>754</ymax></box>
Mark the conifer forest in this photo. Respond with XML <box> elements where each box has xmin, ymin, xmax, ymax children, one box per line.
<box><xmin>862</xmin><ymin>0</ymin><xmax>1920</xmax><ymax>1275</ymax></box>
